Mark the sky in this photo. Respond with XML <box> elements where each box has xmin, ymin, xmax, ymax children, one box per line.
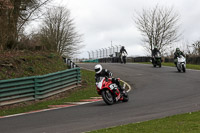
<box><xmin>46</xmin><ymin>0</ymin><xmax>200</xmax><ymax>58</ymax></box>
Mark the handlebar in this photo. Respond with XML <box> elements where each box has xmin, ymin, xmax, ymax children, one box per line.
<box><xmin>105</xmin><ymin>77</ymin><xmax>112</xmax><ymax>82</ymax></box>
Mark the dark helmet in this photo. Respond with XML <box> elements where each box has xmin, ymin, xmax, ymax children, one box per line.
<box><xmin>176</xmin><ymin>48</ymin><xmax>180</xmax><ymax>52</ymax></box>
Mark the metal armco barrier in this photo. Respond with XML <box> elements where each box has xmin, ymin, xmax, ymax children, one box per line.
<box><xmin>66</xmin><ymin>59</ymin><xmax>79</xmax><ymax>68</ymax></box>
<box><xmin>0</xmin><ymin>67</ymin><xmax>81</xmax><ymax>106</ymax></box>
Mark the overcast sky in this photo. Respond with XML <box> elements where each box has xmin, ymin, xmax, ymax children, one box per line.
<box><xmin>49</xmin><ymin>0</ymin><xmax>200</xmax><ymax>58</ymax></box>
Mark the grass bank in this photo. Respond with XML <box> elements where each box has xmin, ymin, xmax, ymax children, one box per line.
<box><xmin>0</xmin><ymin>51</ymin><xmax>68</xmax><ymax>80</ymax></box>
<box><xmin>89</xmin><ymin>111</ymin><xmax>200</xmax><ymax>133</ymax></box>
<box><xmin>0</xmin><ymin>69</ymin><xmax>98</xmax><ymax>116</ymax></box>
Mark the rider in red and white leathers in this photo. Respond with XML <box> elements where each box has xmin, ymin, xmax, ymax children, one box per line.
<box><xmin>94</xmin><ymin>64</ymin><xmax>123</xmax><ymax>91</ymax></box>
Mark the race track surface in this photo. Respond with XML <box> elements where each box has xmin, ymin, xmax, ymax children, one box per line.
<box><xmin>0</xmin><ymin>63</ymin><xmax>200</xmax><ymax>133</ymax></box>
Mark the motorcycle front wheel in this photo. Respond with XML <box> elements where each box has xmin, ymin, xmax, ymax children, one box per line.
<box><xmin>182</xmin><ymin>65</ymin><xmax>186</xmax><ymax>72</ymax></box>
<box><xmin>101</xmin><ymin>90</ymin><xmax>114</xmax><ymax>105</ymax></box>
<box><xmin>177</xmin><ymin>66</ymin><xmax>181</xmax><ymax>72</ymax></box>
<box><xmin>158</xmin><ymin>60</ymin><xmax>162</xmax><ymax>68</ymax></box>
<box><xmin>123</xmin><ymin>57</ymin><xmax>126</xmax><ymax>64</ymax></box>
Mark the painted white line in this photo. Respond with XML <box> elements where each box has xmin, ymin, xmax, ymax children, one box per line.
<box><xmin>0</xmin><ymin>101</ymin><xmax>101</xmax><ymax>119</ymax></box>
<box><xmin>184</xmin><ymin>68</ymin><xmax>200</xmax><ymax>72</ymax></box>
<box><xmin>65</xmin><ymin>102</ymin><xmax>93</xmax><ymax>105</ymax></box>
<box><xmin>90</xmin><ymin>97</ymin><xmax>102</xmax><ymax>99</ymax></box>
<box><xmin>0</xmin><ymin>106</ymin><xmax>74</xmax><ymax>119</ymax></box>
<box><xmin>0</xmin><ymin>98</ymin><xmax>105</xmax><ymax>119</ymax></box>
<box><xmin>121</xmin><ymin>79</ymin><xmax>132</xmax><ymax>92</ymax></box>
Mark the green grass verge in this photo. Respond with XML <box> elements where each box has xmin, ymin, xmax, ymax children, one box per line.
<box><xmin>86</xmin><ymin>62</ymin><xmax>200</xmax><ymax>133</ymax></box>
<box><xmin>0</xmin><ymin>69</ymin><xmax>99</xmax><ymax>116</ymax></box>
<box><xmin>89</xmin><ymin>111</ymin><xmax>200</xmax><ymax>133</ymax></box>
<box><xmin>135</xmin><ymin>62</ymin><xmax>200</xmax><ymax>70</ymax></box>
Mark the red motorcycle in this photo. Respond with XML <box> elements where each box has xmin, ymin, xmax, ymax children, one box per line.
<box><xmin>96</xmin><ymin>77</ymin><xmax>129</xmax><ymax>105</ymax></box>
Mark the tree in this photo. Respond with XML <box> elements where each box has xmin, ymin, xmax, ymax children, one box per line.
<box><xmin>16</xmin><ymin>0</ymin><xmax>52</xmax><ymax>34</ymax></box>
<box><xmin>134</xmin><ymin>5</ymin><xmax>181</xmax><ymax>56</ymax></box>
<box><xmin>39</xmin><ymin>6</ymin><xmax>83</xmax><ymax>58</ymax></box>
<box><xmin>0</xmin><ymin>0</ymin><xmax>51</xmax><ymax>51</ymax></box>
<box><xmin>192</xmin><ymin>40</ymin><xmax>200</xmax><ymax>56</ymax></box>
<box><xmin>0</xmin><ymin>0</ymin><xmax>13</xmax><ymax>50</ymax></box>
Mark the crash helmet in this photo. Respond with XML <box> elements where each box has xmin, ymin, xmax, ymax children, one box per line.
<box><xmin>94</xmin><ymin>64</ymin><xmax>103</xmax><ymax>74</ymax></box>
<box><xmin>154</xmin><ymin>45</ymin><xmax>158</xmax><ymax>49</ymax></box>
<box><xmin>176</xmin><ymin>48</ymin><xmax>180</xmax><ymax>52</ymax></box>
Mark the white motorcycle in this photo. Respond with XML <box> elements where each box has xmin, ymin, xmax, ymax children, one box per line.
<box><xmin>120</xmin><ymin>52</ymin><xmax>127</xmax><ymax>64</ymax></box>
<box><xmin>177</xmin><ymin>55</ymin><xmax>186</xmax><ymax>72</ymax></box>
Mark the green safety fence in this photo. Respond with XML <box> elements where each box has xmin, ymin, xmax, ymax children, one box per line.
<box><xmin>0</xmin><ymin>67</ymin><xmax>81</xmax><ymax>106</ymax></box>
<box><xmin>82</xmin><ymin>59</ymin><xmax>99</xmax><ymax>63</ymax></box>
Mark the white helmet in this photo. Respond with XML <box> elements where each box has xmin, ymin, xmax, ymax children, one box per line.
<box><xmin>94</xmin><ymin>64</ymin><xmax>102</xmax><ymax>74</ymax></box>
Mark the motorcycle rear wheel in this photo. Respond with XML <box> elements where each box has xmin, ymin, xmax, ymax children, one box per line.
<box><xmin>101</xmin><ymin>90</ymin><xmax>114</xmax><ymax>105</ymax></box>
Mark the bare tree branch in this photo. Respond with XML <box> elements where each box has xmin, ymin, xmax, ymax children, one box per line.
<box><xmin>17</xmin><ymin>0</ymin><xmax>52</xmax><ymax>33</ymax></box>
<box><xmin>134</xmin><ymin>5</ymin><xmax>181</xmax><ymax>56</ymax></box>
<box><xmin>38</xmin><ymin>6</ymin><xmax>83</xmax><ymax>58</ymax></box>
<box><xmin>0</xmin><ymin>0</ymin><xmax>52</xmax><ymax>51</ymax></box>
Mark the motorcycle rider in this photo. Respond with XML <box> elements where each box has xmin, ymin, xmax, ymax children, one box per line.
<box><xmin>120</xmin><ymin>46</ymin><xmax>128</xmax><ymax>63</ymax></box>
<box><xmin>120</xmin><ymin>46</ymin><xmax>128</xmax><ymax>55</ymax></box>
<box><xmin>174</xmin><ymin>48</ymin><xmax>185</xmax><ymax>66</ymax></box>
<box><xmin>94</xmin><ymin>64</ymin><xmax>123</xmax><ymax>92</ymax></box>
<box><xmin>151</xmin><ymin>45</ymin><xmax>161</xmax><ymax>63</ymax></box>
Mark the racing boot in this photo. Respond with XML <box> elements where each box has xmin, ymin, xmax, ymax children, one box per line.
<box><xmin>119</xmin><ymin>84</ymin><xmax>126</xmax><ymax>94</ymax></box>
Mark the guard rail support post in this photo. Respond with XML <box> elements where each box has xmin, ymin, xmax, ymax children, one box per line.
<box><xmin>70</xmin><ymin>61</ymin><xmax>73</xmax><ymax>68</ymax></box>
<box><xmin>70</xmin><ymin>61</ymin><xmax>72</xmax><ymax>68</ymax></box>
<box><xmin>77</xmin><ymin>67</ymin><xmax>81</xmax><ymax>85</ymax></box>
<box><xmin>76</xmin><ymin>68</ymin><xmax>78</xmax><ymax>85</ymax></box>
<box><xmin>67</xmin><ymin>59</ymin><xmax>70</xmax><ymax>66</ymax></box>
<box><xmin>34</xmin><ymin>77</ymin><xmax>39</xmax><ymax>100</ymax></box>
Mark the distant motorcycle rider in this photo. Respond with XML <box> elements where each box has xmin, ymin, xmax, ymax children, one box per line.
<box><xmin>120</xmin><ymin>46</ymin><xmax>128</xmax><ymax>63</ymax></box>
<box><xmin>94</xmin><ymin>64</ymin><xmax>123</xmax><ymax>92</ymax></box>
<box><xmin>151</xmin><ymin>45</ymin><xmax>161</xmax><ymax>63</ymax></box>
<box><xmin>120</xmin><ymin>46</ymin><xmax>128</xmax><ymax>55</ymax></box>
<box><xmin>174</xmin><ymin>48</ymin><xmax>185</xmax><ymax>66</ymax></box>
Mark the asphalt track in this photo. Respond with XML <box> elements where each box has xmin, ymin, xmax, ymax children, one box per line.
<box><xmin>0</xmin><ymin>63</ymin><xmax>200</xmax><ymax>133</ymax></box>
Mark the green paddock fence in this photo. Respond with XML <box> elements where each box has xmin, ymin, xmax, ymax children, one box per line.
<box><xmin>0</xmin><ymin>67</ymin><xmax>81</xmax><ymax>106</ymax></box>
